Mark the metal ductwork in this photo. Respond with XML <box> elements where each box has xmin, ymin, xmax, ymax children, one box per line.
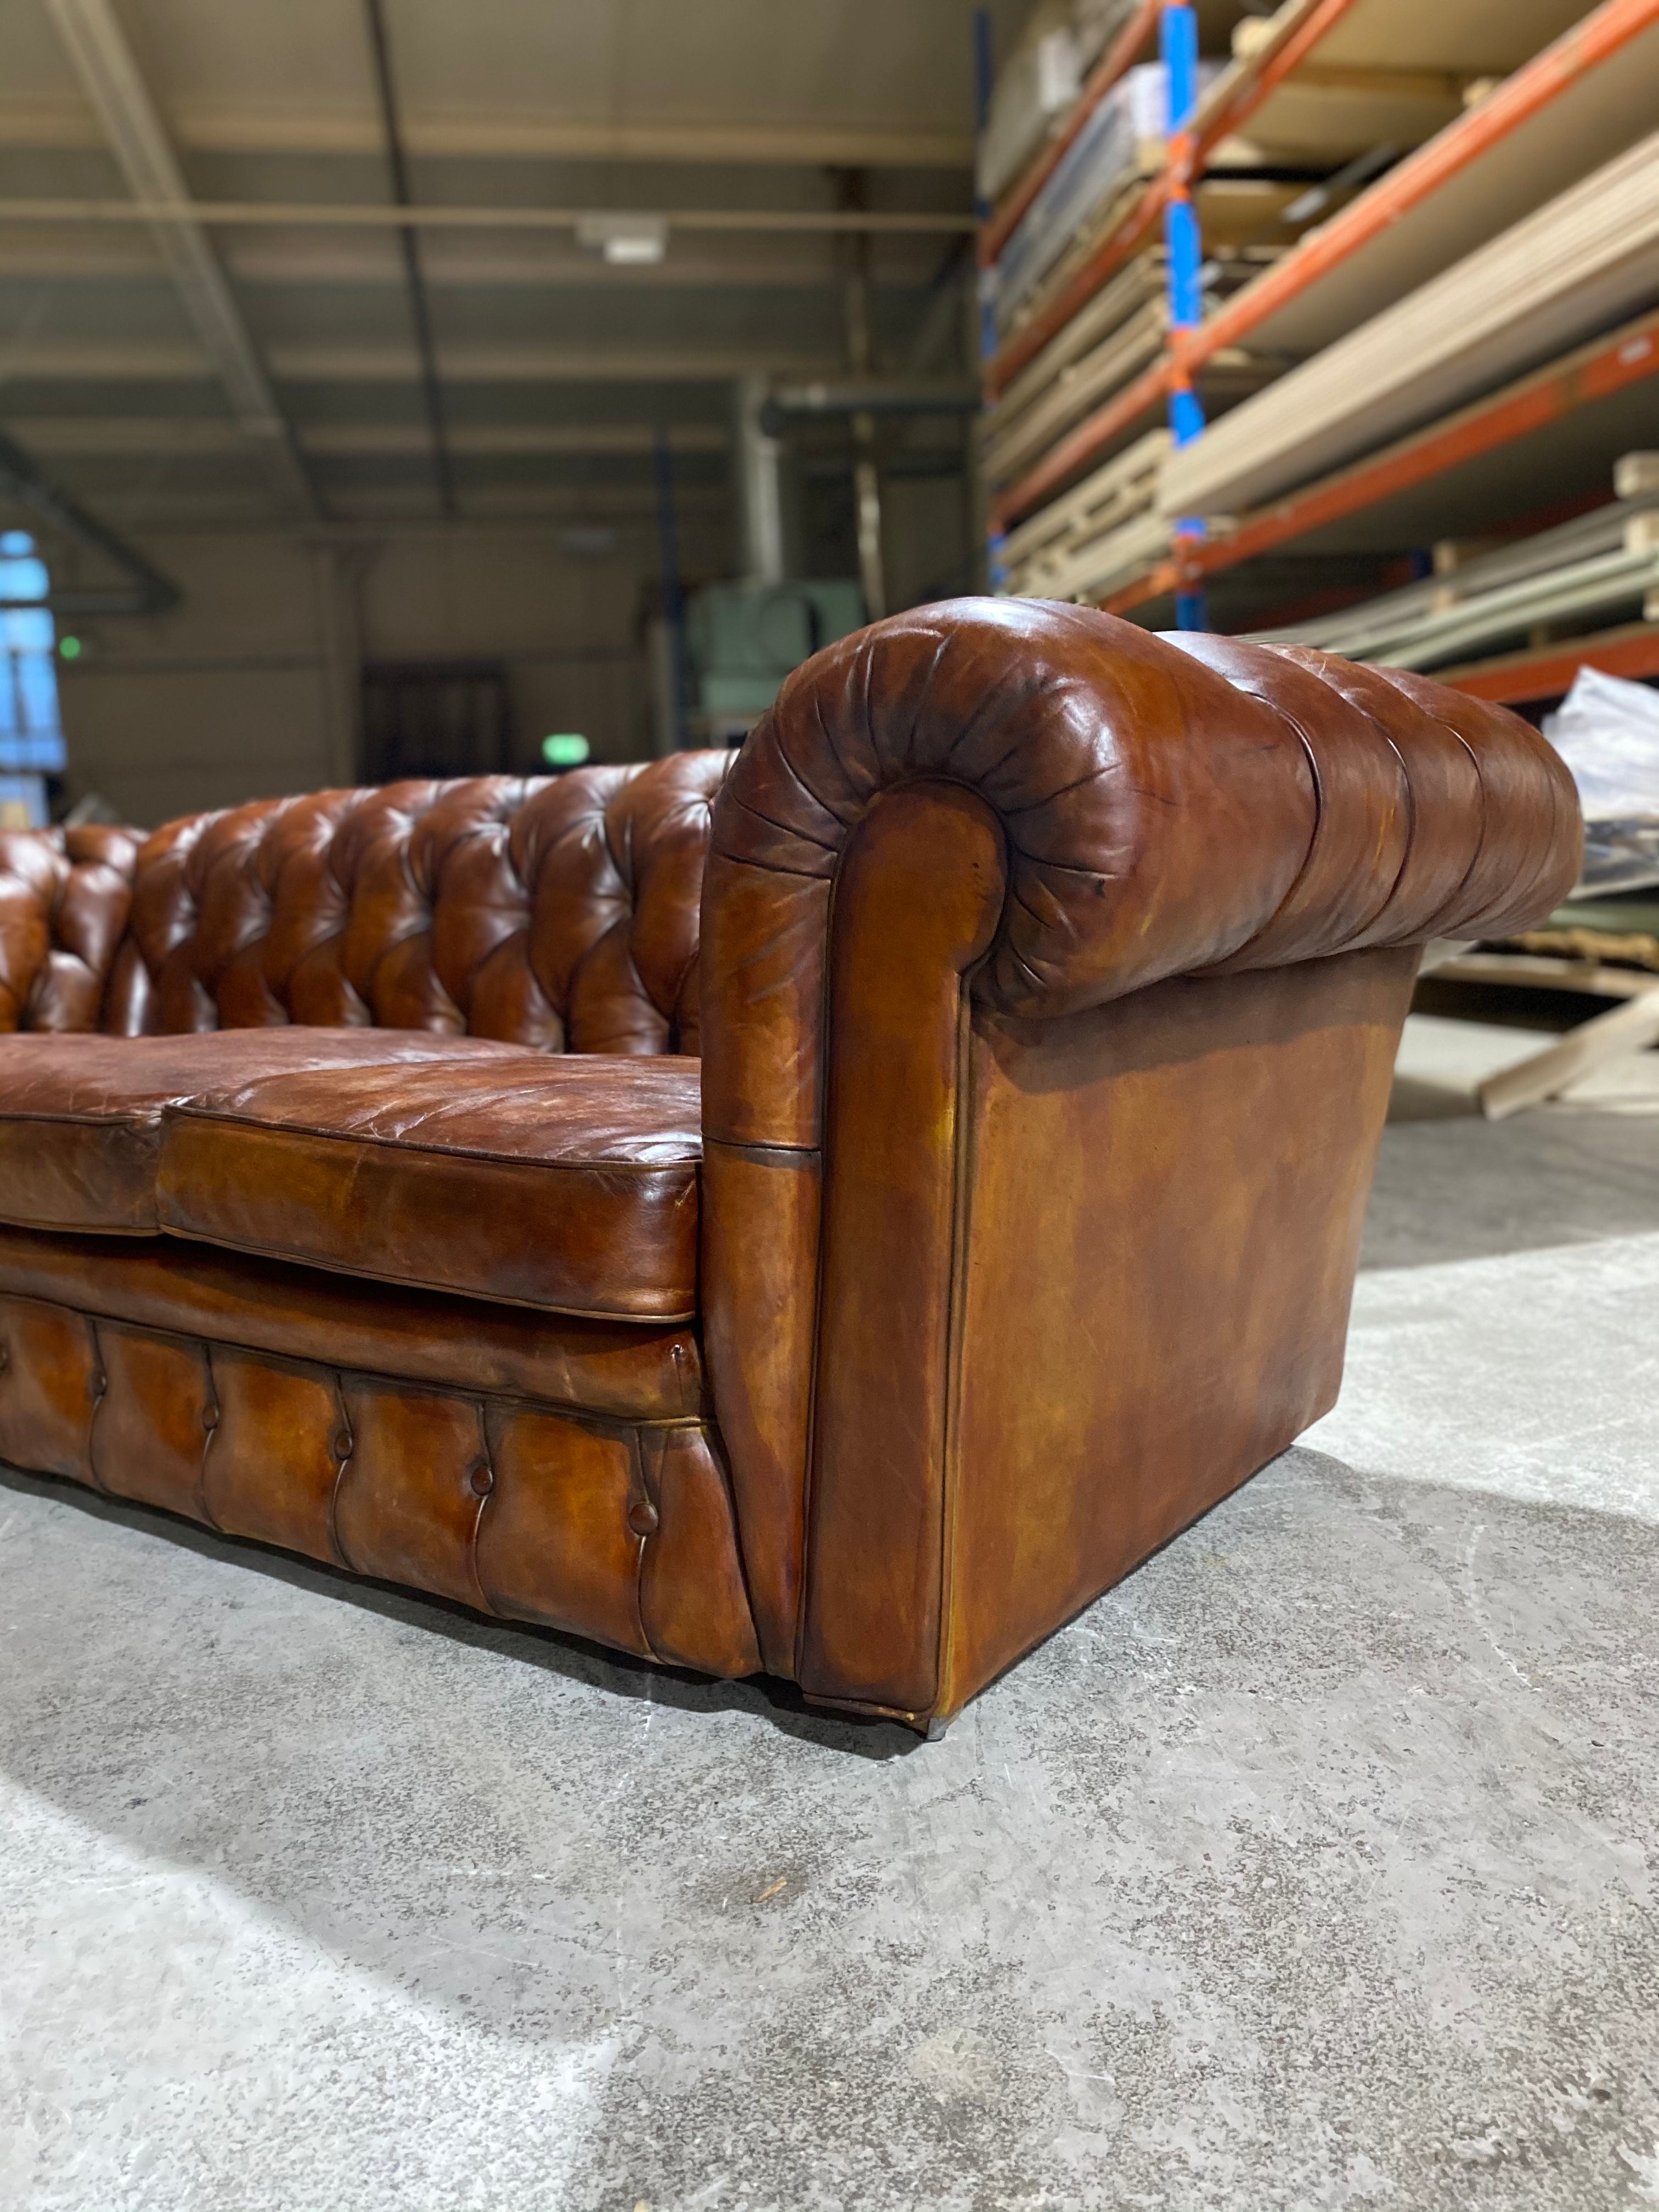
<box><xmin>733</xmin><ymin>374</ymin><xmax>787</xmax><ymax>586</ymax></box>
<box><xmin>760</xmin><ymin>379</ymin><xmax>982</xmax><ymax>433</ymax></box>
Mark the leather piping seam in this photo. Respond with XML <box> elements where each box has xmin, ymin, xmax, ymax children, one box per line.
<box><xmin>161</xmin><ymin>1108</ymin><xmax>701</xmax><ymax>1174</ymax></box>
<box><xmin>324</xmin><ymin>1373</ymin><xmax>355</xmax><ymax>1573</ymax></box>
<box><xmin>791</xmin><ymin>773</ymin><xmax>998</xmax><ymax>1679</ymax></box>
<box><xmin>149</xmin><ymin>1222</ymin><xmax>698</xmax><ymax>1325</ymax></box>
<box><xmin>82</xmin><ymin>1313</ymin><xmax>111</xmax><ymax>1494</ymax></box>
<box><xmin>193</xmin><ymin>1340</ymin><xmax>225</xmax><ymax>1533</ymax></box>
<box><xmin>629</xmin><ymin>1427</ymin><xmax>664</xmax><ymax>1665</ymax></box>
<box><xmin>932</xmin><ymin>961</ymin><xmax>985</xmax><ymax>1726</ymax></box>
<box><xmin>464</xmin><ymin>1399</ymin><xmax>499</xmax><ymax>1620</ymax></box>
<box><xmin>0</xmin><ymin>1213</ymin><xmax>156</xmax><ymax>1237</ymax></box>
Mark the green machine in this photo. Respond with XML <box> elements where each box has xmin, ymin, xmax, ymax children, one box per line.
<box><xmin>684</xmin><ymin>578</ymin><xmax>865</xmax><ymax>740</ymax></box>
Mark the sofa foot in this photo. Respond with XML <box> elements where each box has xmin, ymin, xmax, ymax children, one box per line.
<box><xmin>924</xmin><ymin>1717</ymin><xmax>950</xmax><ymax>1743</ymax></box>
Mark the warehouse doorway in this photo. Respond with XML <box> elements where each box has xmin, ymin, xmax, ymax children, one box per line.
<box><xmin>359</xmin><ymin>659</ymin><xmax>511</xmax><ymax>783</ymax></box>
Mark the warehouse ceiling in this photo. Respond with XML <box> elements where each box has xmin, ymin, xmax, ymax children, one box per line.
<box><xmin>0</xmin><ymin>0</ymin><xmax>1031</xmax><ymax>545</ymax></box>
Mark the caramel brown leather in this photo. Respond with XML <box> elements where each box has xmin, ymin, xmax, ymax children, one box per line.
<box><xmin>157</xmin><ymin>1055</ymin><xmax>702</xmax><ymax>1319</ymax></box>
<box><xmin>701</xmin><ymin>599</ymin><xmax>1582</xmax><ymax>1722</ymax></box>
<box><xmin>100</xmin><ymin>756</ymin><xmax>727</xmax><ymax>1045</ymax></box>
<box><xmin>0</xmin><ymin>1226</ymin><xmax>703</xmax><ymax>1419</ymax></box>
<box><xmin>0</xmin><ymin>1289</ymin><xmax>758</xmax><ymax>1678</ymax></box>
<box><xmin>0</xmin><ymin>1028</ymin><xmax>538</xmax><ymax>1234</ymax></box>
<box><xmin>0</xmin><ymin>825</ymin><xmax>139</xmax><ymax>1032</ymax></box>
<box><xmin>0</xmin><ymin>603</ymin><xmax>1583</xmax><ymax>1728</ymax></box>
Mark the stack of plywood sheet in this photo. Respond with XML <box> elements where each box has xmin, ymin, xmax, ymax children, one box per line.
<box><xmin>1249</xmin><ymin>475</ymin><xmax>1659</xmax><ymax>671</ymax></box>
<box><xmin>1194</xmin><ymin>3</ymin><xmax>1659</xmax><ymax>378</ymax></box>
<box><xmin>994</xmin><ymin>64</ymin><xmax>1191</xmax><ymax>334</ymax></box>
<box><xmin>999</xmin><ymin>429</ymin><xmax>1170</xmax><ymax>600</ymax></box>
<box><xmin>1164</xmin><ymin>128</ymin><xmax>1659</xmax><ymax>520</ymax></box>
<box><xmin>981</xmin><ymin>258</ymin><xmax>1167</xmax><ymax>490</ymax></box>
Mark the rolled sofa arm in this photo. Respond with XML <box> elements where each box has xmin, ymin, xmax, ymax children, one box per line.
<box><xmin>699</xmin><ymin>599</ymin><xmax>1581</xmax><ymax>1716</ymax></box>
<box><xmin>0</xmin><ymin>825</ymin><xmax>140</xmax><ymax>1032</ymax></box>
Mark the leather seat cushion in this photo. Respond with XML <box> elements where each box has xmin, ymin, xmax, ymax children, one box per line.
<box><xmin>156</xmin><ymin>1054</ymin><xmax>703</xmax><ymax>1322</ymax></box>
<box><xmin>0</xmin><ymin>1029</ymin><xmax>539</xmax><ymax>1234</ymax></box>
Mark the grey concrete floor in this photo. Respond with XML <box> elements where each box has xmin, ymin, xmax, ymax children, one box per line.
<box><xmin>3</xmin><ymin>1030</ymin><xmax>1657</xmax><ymax>2211</ymax></box>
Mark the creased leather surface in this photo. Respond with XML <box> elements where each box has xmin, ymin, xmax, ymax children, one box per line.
<box><xmin>701</xmin><ymin>597</ymin><xmax>1583</xmax><ymax>1149</ymax></box>
<box><xmin>0</xmin><ymin>825</ymin><xmax>139</xmax><ymax>1032</ymax></box>
<box><xmin>158</xmin><ymin>1055</ymin><xmax>703</xmax><ymax>1320</ymax></box>
<box><xmin>0</xmin><ymin>1028</ymin><xmax>535</xmax><ymax>1234</ymax></box>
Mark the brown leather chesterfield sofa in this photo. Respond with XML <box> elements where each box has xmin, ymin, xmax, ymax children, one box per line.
<box><xmin>0</xmin><ymin>602</ymin><xmax>1581</xmax><ymax>1733</ymax></box>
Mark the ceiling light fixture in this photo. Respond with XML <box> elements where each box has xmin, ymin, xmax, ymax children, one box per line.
<box><xmin>574</xmin><ymin>212</ymin><xmax>668</xmax><ymax>266</ymax></box>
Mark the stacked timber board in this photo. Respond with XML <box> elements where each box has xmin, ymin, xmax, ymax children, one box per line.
<box><xmin>1163</xmin><ymin>129</ymin><xmax>1659</xmax><ymax>520</ymax></box>
<box><xmin>984</xmin><ymin>249</ymin><xmax>1273</xmax><ymax>602</ymax></box>
<box><xmin>1249</xmin><ymin>464</ymin><xmax>1659</xmax><ymax>671</ymax></box>
<box><xmin>982</xmin><ymin>257</ymin><xmax>1167</xmax><ymax>492</ymax></box>
<box><xmin>998</xmin><ymin>430</ymin><xmax>1171</xmax><ymax>600</ymax></box>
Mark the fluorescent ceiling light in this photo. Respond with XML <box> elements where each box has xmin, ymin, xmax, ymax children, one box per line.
<box><xmin>575</xmin><ymin>213</ymin><xmax>668</xmax><ymax>266</ymax></box>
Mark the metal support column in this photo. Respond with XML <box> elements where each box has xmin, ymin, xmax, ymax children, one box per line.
<box><xmin>839</xmin><ymin>170</ymin><xmax>887</xmax><ymax>621</ymax></box>
<box><xmin>653</xmin><ymin>425</ymin><xmax>686</xmax><ymax>754</ymax></box>
<box><xmin>363</xmin><ymin>0</ymin><xmax>456</xmax><ymax>517</ymax></box>
<box><xmin>1160</xmin><ymin>0</ymin><xmax>1209</xmax><ymax>630</ymax></box>
<box><xmin>974</xmin><ymin>7</ymin><xmax>1005</xmax><ymax>591</ymax></box>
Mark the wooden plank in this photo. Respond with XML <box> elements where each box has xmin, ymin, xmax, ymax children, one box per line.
<box><xmin>1097</xmin><ymin>307</ymin><xmax>1659</xmax><ymax>613</ymax></box>
<box><xmin>1440</xmin><ymin>618</ymin><xmax>1659</xmax><ymax>702</ymax></box>
<box><xmin>1435</xmin><ymin>953</ymin><xmax>1659</xmax><ymax>1000</ymax></box>
<box><xmin>984</xmin><ymin>302</ymin><xmax>1166</xmax><ymax>487</ymax></box>
<box><xmin>981</xmin><ymin>0</ymin><xmax>1162</xmax><ymax>265</ymax></box>
<box><xmin>1477</xmin><ymin>988</ymin><xmax>1659</xmax><ymax>1117</ymax></box>
<box><xmin>1182</xmin><ymin>0</ymin><xmax>1659</xmax><ymax>372</ymax></box>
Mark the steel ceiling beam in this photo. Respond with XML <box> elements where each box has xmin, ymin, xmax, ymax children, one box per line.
<box><xmin>43</xmin><ymin>0</ymin><xmax>318</xmax><ymax>518</ymax></box>
<box><xmin>361</xmin><ymin>0</ymin><xmax>455</xmax><ymax>516</ymax></box>
<box><xmin>0</xmin><ymin>197</ymin><xmax>975</xmax><ymax>236</ymax></box>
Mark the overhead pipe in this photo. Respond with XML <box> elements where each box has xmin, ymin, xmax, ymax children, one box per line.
<box><xmin>733</xmin><ymin>375</ymin><xmax>787</xmax><ymax>585</ymax></box>
<box><xmin>0</xmin><ymin>427</ymin><xmax>180</xmax><ymax>614</ymax></box>
<box><xmin>760</xmin><ymin>379</ymin><xmax>980</xmax><ymax>432</ymax></box>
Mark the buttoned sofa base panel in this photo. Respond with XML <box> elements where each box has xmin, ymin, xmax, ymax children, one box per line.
<box><xmin>0</xmin><ymin>602</ymin><xmax>1583</xmax><ymax>1730</ymax></box>
<box><xmin>0</xmin><ymin>1267</ymin><xmax>760</xmax><ymax>1683</ymax></box>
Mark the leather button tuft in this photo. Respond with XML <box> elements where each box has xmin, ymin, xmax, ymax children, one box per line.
<box><xmin>0</xmin><ymin>1343</ymin><xmax>9</xmax><ymax>1372</ymax></box>
<box><xmin>331</xmin><ymin>1430</ymin><xmax>352</xmax><ymax>1459</ymax></box>
<box><xmin>202</xmin><ymin>1403</ymin><xmax>220</xmax><ymax>1432</ymax></box>
<box><xmin>627</xmin><ymin>1498</ymin><xmax>659</xmax><ymax>1537</ymax></box>
<box><xmin>468</xmin><ymin>1462</ymin><xmax>494</xmax><ymax>1498</ymax></box>
<box><xmin>91</xmin><ymin>1372</ymin><xmax>107</xmax><ymax>1396</ymax></box>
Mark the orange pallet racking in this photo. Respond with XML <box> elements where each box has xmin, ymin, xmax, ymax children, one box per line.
<box><xmin>981</xmin><ymin>0</ymin><xmax>1659</xmax><ymax>633</ymax></box>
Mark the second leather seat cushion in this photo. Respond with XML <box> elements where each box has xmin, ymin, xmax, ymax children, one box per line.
<box><xmin>156</xmin><ymin>1054</ymin><xmax>703</xmax><ymax>1321</ymax></box>
<box><xmin>0</xmin><ymin>1028</ymin><xmax>539</xmax><ymax>1234</ymax></box>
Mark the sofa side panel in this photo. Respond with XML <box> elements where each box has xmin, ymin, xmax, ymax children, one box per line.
<box><xmin>938</xmin><ymin>945</ymin><xmax>1418</xmax><ymax>1719</ymax></box>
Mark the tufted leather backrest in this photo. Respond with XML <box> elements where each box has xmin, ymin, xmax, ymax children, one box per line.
<box><xmin>1</xmin><ymin>753</ymin><xmax>731</xmax><ymax>1049</ymax></box>
<box><xmin>0</xmin><ymin>824</ymin><xmax>141</xmax><ymax>1033</ymax></box>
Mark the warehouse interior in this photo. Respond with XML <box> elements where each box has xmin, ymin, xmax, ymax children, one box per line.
<box><xmin>2</xmin><ymin>2</ymin><xmax>1657</xmax><ymax>2207</ymax></box>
